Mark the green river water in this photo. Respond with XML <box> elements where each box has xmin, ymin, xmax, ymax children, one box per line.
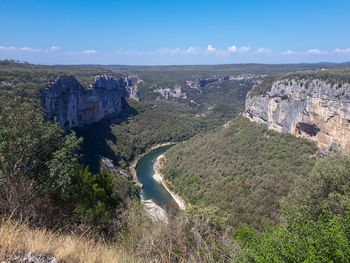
<box><xmin>136</xmin><ymin>145</ymin><xmax>179</xmax><ymax>212</ymax></box>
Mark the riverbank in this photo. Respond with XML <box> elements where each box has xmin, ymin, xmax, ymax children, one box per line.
<box><xmin>129</xmin><ymin>142</ymin><xmax>176</xmax><ymax>183</ymax></box>
<box><xmin>153</xmin><ymin>154</ymin><xmax>187</xmax><ymax>210</ymax></box>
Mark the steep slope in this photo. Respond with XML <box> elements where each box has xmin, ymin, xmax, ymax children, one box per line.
<box><xmin>162</xmin><ymin>117</ymin><xmax>318</xmax><ymax>229</ymax></box>
<box><xmin>244</xmin><ymin>68</ymin><xmax>350</xmax><ymax>152</ymax></box>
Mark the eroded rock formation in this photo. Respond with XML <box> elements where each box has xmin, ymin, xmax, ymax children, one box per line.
<box><xmin>244</xmin><ymin>78</ymin><xmax>350</xmax><ymax>152</ymax></box>
<box><xmin>154</xmin><ymin>84</ymin><xmax>187</xmax><ymax>99</ymax></box>
<box><xmin>43</xmin><ymin>74</ymin><xmax>138</xmax><ymax>130</ymax></box>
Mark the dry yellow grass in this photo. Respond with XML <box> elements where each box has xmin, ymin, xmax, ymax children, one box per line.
<box><xmin>0</xmin><ymin>219</ymin><xmax>138</xmax><ymax>263</ymax></box>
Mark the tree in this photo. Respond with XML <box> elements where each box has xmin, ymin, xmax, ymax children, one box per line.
<box><xmin>0</xmin><ymin>94</ymin><xmax>82</xmax><ymax>198</ymax></box>
<box><xmin>287</xmin><ymin>154</ymin><xmax>350</xmax><ymax>218</ymax></box>
<box><xmin>236</xmin><ymin>205</ymin><xmax>350</xmax><ymax>263</ymax></box>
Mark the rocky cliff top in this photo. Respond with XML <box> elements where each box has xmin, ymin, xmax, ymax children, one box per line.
<box><xmin>249</xmin><ymin>67</ymin><xmax>350</xmax><ymax>98</ymax></box>
<box><xmin>43</xmin><ymin>74</ymin><xmax>138</xmax><ymax>130</ymax></box>
<box><xmin>244</xmin><ymin>68</ymin><xmax>350</xmax><ymax>152</ymax></box>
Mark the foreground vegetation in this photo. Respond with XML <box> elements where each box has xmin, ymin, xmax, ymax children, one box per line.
<box><xmin>0</xmin><ymin>220</ymin><xmax>135</xmax><ymax>263</ymax></box>
<box><xmin>0</xmin><ymin>94</ymin><xmax>139</xmax><ymax>230</ymax></box>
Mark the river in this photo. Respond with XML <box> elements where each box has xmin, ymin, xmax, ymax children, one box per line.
<box><xmin>136</xmin><ymin>145</ymin><xmax>179</xmax><ymax>213</ymax></box>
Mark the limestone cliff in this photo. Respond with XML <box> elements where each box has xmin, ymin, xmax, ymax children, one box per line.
<box><xmin>43</xmin><ymin>74</ymin><xmax>139</xmax><ymax>130</ymax></box>
<box><xmin>154</xmin><ymin>84</ymin><xmax>187</xmax><ymax>99</ymax></box>
<box><xmin>244</xmin><ymin>77</ymin><xmax>350</xmax><ymax>152</ymax></box>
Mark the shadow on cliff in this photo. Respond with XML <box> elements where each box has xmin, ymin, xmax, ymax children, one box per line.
<box><xmin>74</xmin><ymin>99</ymin><xmax>138</xmax><ymax>173</ymax></box>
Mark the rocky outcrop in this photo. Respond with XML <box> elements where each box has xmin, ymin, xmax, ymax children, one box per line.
<box><xmin>185</xmin><ymin>77</ymin><xmax>221</xmax><ymax>89</ymax></box>
<box><xmin>154</xmin><ymin>84</ymin><xmax>187</xmax><ymax>99</ymax></box>
<box><xmin>244</xmin><ymin>78</ymin><xmax>350</xmax><ymax>152</ymax></box>
<box><xmin>4</xmin><ymin>252</ymin><xmax>58</xmax><ymax>263</ymax></box>
<box><xmin>143</xmin><ymin>199</ymin><xmax>168</xmax><ymax>223</ymax></box>
<box><xmin>42</xmin><ymin>74</ymin><xmax>138</xmax><ymax>130</ymax></box>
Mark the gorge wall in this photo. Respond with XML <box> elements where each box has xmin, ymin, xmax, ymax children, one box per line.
<box><xmin>244</xmin><ymin>78</ymin><xmax>350</xmax><ymax>152</ymax></box>
<box><xmin>42</xmin><ymin>74</ymin><xmax>139</xmax><ymax>130</ymax></box>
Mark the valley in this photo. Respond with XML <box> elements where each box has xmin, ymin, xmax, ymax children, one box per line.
<box><xmin>2</xmin><ymin>1</ymin><xmax>350</xmax><ymax>261</ymax></box>
<box><xmin>0</xmin><ymin>60</ymin><xmax>349</xmax><ymax>262</ymax></box>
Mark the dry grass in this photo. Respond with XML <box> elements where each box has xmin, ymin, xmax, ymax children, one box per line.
<box><xmin>0</xmin><ymin>219</ymin><xmax>138</xmax><ymax>263</ymax></box>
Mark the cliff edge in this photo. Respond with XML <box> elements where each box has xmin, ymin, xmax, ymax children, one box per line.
<box><xmin>244</xmin><ymin>69</ymin><xmax>350</xmax><ymax>152</ymax></box>
<box><xmin>42</xmin><ymin>74</ymin><xmax>139</xmax><ymax>130</ymax></box>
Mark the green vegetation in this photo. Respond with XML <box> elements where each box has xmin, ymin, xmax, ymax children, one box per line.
<box><xmin>163</xmin><ymin>117</ymin><xmax>318</xmax><ymax>229</ymax></box>
<box><xmin>0</xmin><ymin>94</ymin><xmax>138</xmax><ymax>230</ymax></box>
<box><xmin>287</xmin><ymin>153</ymin><xmax>350</xmax><ymax>219</ymax></box>
<box><xmin>104</xmin><ymin>63</ymin><xmax>344</xmax><ymax>81</ymax></box>
<box><xmin>0</xmin><ymin>95</ymin><xmax>81</xmax><ymax>198</ymax></box>
<box><xmin>162</xmin><ymin>117</ymin><xmax>350</xmax><ymax>262</ymax></box>
<box><xmin>0</xmin><ymin>60</ymin><xmax>120</xmax><ymax>101</ymax></box>
<box><xmin>235</xmin><ymin>153</ymin><xmax>350</xmax><ymax>262</ymax></box>
<box><xmin>236</xmin><ymin>205</ymin><xmax>350</xmax><ymax>263</ymax></box>
<box><xmin>76</xmin><ymin>100</ymin><xmax>215</xmax><ymax>172</ymax></box>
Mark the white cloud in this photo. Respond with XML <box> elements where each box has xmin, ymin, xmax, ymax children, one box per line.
<box><xmin>22</xmin><ymin>47</ymin><xmax>42</xmax><ymax>52</ymax></box>
<box><xmin>227</xmin><ymin>45</ymin><xmax>251</xmax><ymax>54</ymax></box>
<box><xmin>282</xmin><ymin>50</ymin><xmax>294</xmax><ymax>55</ymax></box>
<box><xmin>239</xmin><ymin>46</ymin><xmax>250</xmax><ymax>53</ymax></box>
<box><xmin>334</xmin><ymin>48</ymin><xmax>350</xmax><ymax>54</ymax></box>
<box><xmin>256</xmin><ymin>47</ymin><xmax>271</xmax><ymax>54</ymax></box>
<box><xmin>82</xmin><ymin>49</ymin><xmax>97</xmax><ymax>54</ymax></box>
<box><xmin>305</xmin><ymin>49</ymin><xmax>326</xmax><ymax>55</ymax></box>
<box><xmin>0</xmin><ymin>45</ymin><xmax>61</xmax><ymax>53</ymax></box>
<box><xmin>228</xmin><ymin>45</ymin><xmax>237</xmax><ymax>52</ymax></box>
<box><xmin>154</xmin><ymin>48</ymin><xmax>181</xmax><ymax>55</ymax></box>
<box><xmin>207</xmin><ymin>45</ymin><xmax>216</xmax><ymax>52</ymax></box>
<box><xmin>185</xmin><ymin>46</ymin><xmax>199</xmax><ymax>55</ymax></box>
<box><xmin>0</xmin><ymin>45</ymin><xmax>42</xmax><ymax>52</ymax></box>
<box><xmin>281</xmin><ymin>49</ymin><xmax>327</xmax><ymax>55</ymax></box>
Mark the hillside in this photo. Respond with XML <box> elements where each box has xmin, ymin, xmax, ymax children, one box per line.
<box><xmin>162</xmin><ymin>117</ymin><xmax>318</xmax><ymax>229</ymax></box>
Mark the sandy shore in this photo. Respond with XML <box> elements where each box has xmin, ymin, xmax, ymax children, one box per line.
<box><xmin>153</xmin><ymin>154</ymin><xmax>186</xmax><ymax>210</ymax></box>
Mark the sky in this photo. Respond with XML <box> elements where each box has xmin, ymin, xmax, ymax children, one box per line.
<box><xmin>1</xmin><ymin>0</ymin><xmax>350</xmax><ymax>65</ymax></box>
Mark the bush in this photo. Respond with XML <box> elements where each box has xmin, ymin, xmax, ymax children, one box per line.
<box><xmin>287</xmin><ymin>153</ymin><xmax>350</xmax><ymax>219</ymax></box>
<box><xmin>236</xmin><ymin>205</ymin><xmax>350</xmax><ymax>263</ymax></box>
<box><xmin>72</xmin><ymin>166</ymin><xmax>139</xmax><ymax>228</ymax></box>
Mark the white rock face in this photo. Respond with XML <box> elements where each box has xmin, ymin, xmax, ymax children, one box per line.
<box><xmin>42</xmin><ymin>75</ymin><xmax>139</xmax><ymax>130</ymax></box>
<box><xmin>143</xmin><ymin>199</ymin><xmax>168</xmax><ymax>223</ymax></box>
<box><xmin>155</xmin><ymin>84</ymin><xmax>187</xmax><ymax>99</ymax></box>
<box><xmin>244</xmin><ymin>79</ymin><xmax>350</xmax><ymax>152</ymax></box>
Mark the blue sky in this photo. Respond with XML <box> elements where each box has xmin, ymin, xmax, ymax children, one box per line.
<box><xmin>1</xmin><ymin>0</ymin><xmax>350</xmax><ymax>65</ymax></box>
